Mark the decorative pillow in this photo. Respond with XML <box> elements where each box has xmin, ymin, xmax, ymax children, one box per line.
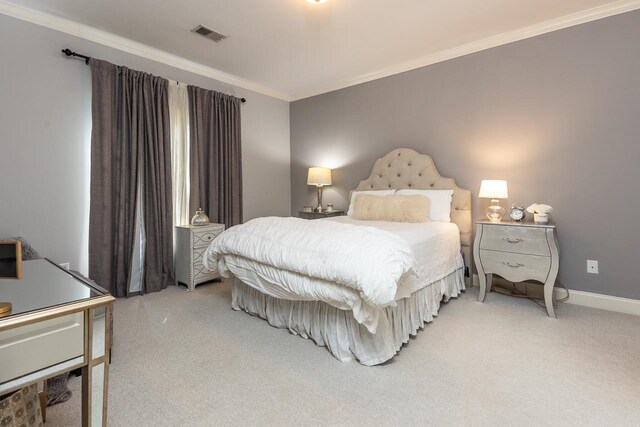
<box><xmin>0</xmin><ymin>385</ymin><xmax>43</xmax><ymax>427</ymax></box>
<box><xmin>352</xmin><ymin>195</ymin><xmax>430</xmax><ymax>223</ymax></box>
<box><xmin>395</xmin><ymin>189</ymin><xmax>453</xmax><ymax>222</ymax></box>
<box><xmin>347</xmin><ymin>190</ymin><xmax>396</xmax><ymax>216</ymax></box>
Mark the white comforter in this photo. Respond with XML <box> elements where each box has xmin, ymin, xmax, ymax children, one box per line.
<box><xmin>204</xmin><ymin>217</ymin><xmax>417</xmax><ymax>309</ymax></box>
<box><xmin>204</xmin><ymin>217</ymin><xmax>462</xmax><ymax>334</ymax></box>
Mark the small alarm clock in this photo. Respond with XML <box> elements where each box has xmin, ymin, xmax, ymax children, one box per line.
<box><xmin>509</xmin><ymin>205</ymin><xmax>526</xmax><ymax>221</ymax></box>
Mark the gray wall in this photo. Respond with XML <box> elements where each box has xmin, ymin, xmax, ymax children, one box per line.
<box><xmin>291</xmin><ymin>10</ymin><xmax>640</xmax><ymax>300</ymax></box>
<box><xmin>0</xmin><ymin>14</ymin><xmax>290</xmax><ymax>275</ymax></box>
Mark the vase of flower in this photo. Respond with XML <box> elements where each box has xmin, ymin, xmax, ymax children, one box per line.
<box><xmin>533</xmin><ymin>213</ymin><xmax>548</xmax><ymax>224</ymax></box>
<box><xmin>527</xmin><ymin>203</ymin><xmax>553</xmax><ymax>224</ymax></box>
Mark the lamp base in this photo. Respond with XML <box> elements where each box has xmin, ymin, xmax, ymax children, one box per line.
<box><xmin>486</xmin><ymin>199</ymin><xmax>506</xmax><ymax>223</ymax></box>
<box><xmin>315</xmin><ymin>185</ymin><xmax>324</xmax><ymax>213</ymax></box>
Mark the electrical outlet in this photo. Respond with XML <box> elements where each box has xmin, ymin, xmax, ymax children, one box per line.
<box><xmin>587</xmin><ymin>260</ymin><xmax>598</xmax><ymax>274</ymax></box>
<box><xmin>59</xmin><ymin>262</ymin><xmax>70</xmax><ymax>270</ymax></box>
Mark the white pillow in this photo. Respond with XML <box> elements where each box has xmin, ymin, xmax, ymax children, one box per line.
<box><xmin>352</xmin><ymin>195</ymin><xmax>430</xmax><ymax>223</ymax></box>
<box><xmin>347</xmin><ymin>190</ymin><xmax>396</xmax><ymax>216</ymax></box>
<box><xmin>395</xmin><ymin>189</ymin><xmax>453</xmax><ymax>222</ymax></box>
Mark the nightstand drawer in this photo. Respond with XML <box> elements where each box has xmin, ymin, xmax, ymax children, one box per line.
<box><xmin>193</xmin><ymin>247</ymin><xmax>207</xmax><ymax>264</ymax></box>
<box><xmin>479</xmin><ymin>225</ymin><xmax>550</xmax><ymax>256</ymax></box>
<box><xmin>192</xmin><ymin>227</ymin><xmax>223</xmax><ymax>248</ymax></box>
<box><xmin>193</xmin><ymin>257</ymin><xmax>216</xmax><ymax>273</ymax></box>
<box><xmin>479</xmin><ymin>250</ymin><xmax>551</xmax><ymax>283</ymax></box>
<box><xmin>194</xmin><ymin>263</ymin><xmax>217</xmax><ymax>280</ymax></box>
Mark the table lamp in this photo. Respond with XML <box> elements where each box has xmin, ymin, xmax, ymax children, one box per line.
<box><xmin>307</xmin><ymin>167</ymin><xmax>332</xmax><ymax>212</ymax></box>
<box><xmin>479</xmin><ymin>180</ymin><xmax>508</xmax><ymax>222</ymax></box>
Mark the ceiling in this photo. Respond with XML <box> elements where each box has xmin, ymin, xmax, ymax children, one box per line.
<box><xmin>3</xmin><ymin>0</ymin><xmax>639</xmax><ymax>100</ymax></box>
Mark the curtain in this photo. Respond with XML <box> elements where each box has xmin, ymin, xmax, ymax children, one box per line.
<box><xmin>89</xmin><ymin>59</ymin><xmax>173</xmax><ymax>297</ymax></box>
<box><xmin>168</xmin><ymin>81</ymin><xmax>190</xmax><ymax>227</ymax></box>
<box><xmin>188</xmin><ymin>86</ymin><xmax>243</xmax><ymax>228</ymax></box>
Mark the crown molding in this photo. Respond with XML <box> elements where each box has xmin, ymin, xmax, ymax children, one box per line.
<box><xmin>0</xmin><ymin>0</ymin><xmax>292</xmax><ymax>102</ymax></box>
<box><xmin>290</xmin><ymin>0</ymin><xmax>640</xmax><ymax>101</ymax></box>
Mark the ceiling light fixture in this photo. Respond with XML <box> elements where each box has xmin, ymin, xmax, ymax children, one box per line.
<box><xmin>305</xmin><ymin>0</ymin><xmax>328</xmax><ymax>4</ymax></box>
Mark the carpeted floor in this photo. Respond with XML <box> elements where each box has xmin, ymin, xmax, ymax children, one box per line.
<box><xmin>45</xmin><ymin>281</ymin><xmax>640</xmax><ymax>426</ymax></box>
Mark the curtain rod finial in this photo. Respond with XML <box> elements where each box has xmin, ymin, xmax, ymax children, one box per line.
<box><xmin>61</xmin><ymin>48</ymin><xmax>91</xmax><ymax>64</ymax></box>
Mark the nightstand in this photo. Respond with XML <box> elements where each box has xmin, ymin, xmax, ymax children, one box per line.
<box><xmin>175</xmin><ymin>223</ymin><xmax>225</xmax><ymax>291</ymax></box>
<box><xmin>298</xmin><ymin>210</ymin><xmax>345</xmax><ymax>220</ymax></box>
<box><xmin>473</xmin><ymin>219</ymin><xmax>560</xmax><ymax>318</ymax></box>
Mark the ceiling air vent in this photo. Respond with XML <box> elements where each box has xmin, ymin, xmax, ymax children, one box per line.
<box><xmin>191</xmin><ymin>25</ymin><xmax>228</xmax><ymax>42</ymax></box>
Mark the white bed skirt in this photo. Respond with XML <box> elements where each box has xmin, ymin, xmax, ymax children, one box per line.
<box><xmin>231</xmin><ymin>268</ymin><xmax>465</xmax><ymax>366</ymax></box>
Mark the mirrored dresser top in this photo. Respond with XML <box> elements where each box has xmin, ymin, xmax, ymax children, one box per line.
<box><xmin>0</xmin><ymin>259</ymin><xmax>104</xmax><ymax>318</ymax></box>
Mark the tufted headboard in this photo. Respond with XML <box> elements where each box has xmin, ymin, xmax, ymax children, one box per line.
<box><xmin>355</xmin><ymin>148</ymin><xmax>472</xmax><ymax>271</ymax></box>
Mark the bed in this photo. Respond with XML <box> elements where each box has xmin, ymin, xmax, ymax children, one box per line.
<box><xmin>205</xmin><ymin>148</ymin><xmax>472</xmax><ymax>365</ymax></box>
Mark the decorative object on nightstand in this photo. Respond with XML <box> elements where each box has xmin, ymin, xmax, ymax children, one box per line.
<box><xmin>479</xmin><ymin>180</ymin><xmax>508</xmax><ymax>223</ymax></box>
<box><xmin>527</xmin><ymin>203</ymin><xmax>553</xmax><ymax>224</ymax></box>
<box><xmin>298</xmin><ymin>210</ymin><xmax>344</xmax><ymax>220</ymax></box>
<box><xmin>175</xmin><ymin>223</ymin><xmax>225</xmax><ymax>291</ymax></box>
<box><xmin>473</xmin><ymin>219</ymin><xmax>560</xmax><ymax>318</ymax></box>
<box><xmin>509</xmin><ymin>204</ymin><xmax>526</xmax><ymax>221</ymax></box>
<box><xmin>307</xmin><ymin>167</ymin><xmax>332</xmax><ymax>212</ymax></box>
<box><xmin>190</xmin><ymin>208</ymin><xmax>210</xmax><ymax>226</ymax></box>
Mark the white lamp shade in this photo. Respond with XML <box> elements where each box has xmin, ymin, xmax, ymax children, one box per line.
<box><xmin>307</xmin><ymin>167</ymin><xmax>332</xmax><ymax>186</ymax></box>
<box><xmin>479</xmin><ymin>180</ymin><xmax>508</xmax><ymax>199</ymax></box>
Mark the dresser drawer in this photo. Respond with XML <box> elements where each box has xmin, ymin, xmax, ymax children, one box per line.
<box><xmin>479</xmin><ymin>225</ymin><xmax>550</xmax><ymax>256</ymax></box>
<box><xmin>479</xmin><ymin>250</ymin><xmax>551</xmax><ymax>283</ymax></box>
<box><xmin>192</xmin><ymin>227</ymin><xmax>224</xmax><ymax>248</ymax></box>
<box><xmin>0</xmin><ymin>312</ymin><xmax>85</xmax><ymax>384</ymax></box>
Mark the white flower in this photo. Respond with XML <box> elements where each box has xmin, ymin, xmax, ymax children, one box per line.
<box><xmin>527</xmin><ymin>203</ymin><xmax>553</xmax><ymax>214</ymax></box>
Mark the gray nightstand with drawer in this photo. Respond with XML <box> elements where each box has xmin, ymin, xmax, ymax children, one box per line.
<box><xmin>175</xmin><ymin>223</ymin><xmax>225</xmax><ymax>291</ymax></box>
<box><xmin>473</xmin><ymin>219</ymin><xmax>560</xmax><ymax>318</ymax></box>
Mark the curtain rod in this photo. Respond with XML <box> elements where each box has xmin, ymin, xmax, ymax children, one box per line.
<box><xmin>61</xmin><ymin>48</ymin><xmax>247</xmax><ymax>103</ymax></box>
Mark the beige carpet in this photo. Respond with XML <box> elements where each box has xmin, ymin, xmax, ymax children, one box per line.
<box><xmin>45</xmin><ymin>281</ymin><xmax>640</xmax><ymax>426</ymax></box>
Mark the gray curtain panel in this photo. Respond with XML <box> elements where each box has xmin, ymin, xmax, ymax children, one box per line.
<box><xmin>89</xmin><ymin>59</ymin><xmax>173</xmax><ymax>297</ymax></box>
<box><xmin>188</xmin><ymin>86</ymin><xmax>243</xmax><ymax>228</ymax></box>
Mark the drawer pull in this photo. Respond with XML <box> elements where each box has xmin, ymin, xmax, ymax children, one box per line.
<box><xmin>503</xmin><ymin>261</ymin><xmax>525</xmax><ymax>269</ymax></box>
<box><xmin>502</xmin><ymin>237</ymin><xmax>524</xmax><ymax>244</ymax></box>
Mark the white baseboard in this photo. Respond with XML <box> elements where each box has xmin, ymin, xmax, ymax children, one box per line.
<box><xmin>471</xmin><ymin>274</ymin><xmax>640</xmax><ymax>316</ymax></box>
<box><xmin>553</xmin><ymin>288</ymin><xmax>640</xmax><ymax>316</ymax></box>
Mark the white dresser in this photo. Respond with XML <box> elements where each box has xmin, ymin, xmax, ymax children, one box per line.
<box><xmin>473</xmin><ymin>219</ymin><xmax>559</xmax><ymax>318</ymax></box>
<box><xmin>175</xmin><ymin>223</ymin><xmax>225</xmax><ymax>291</ymax></box>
